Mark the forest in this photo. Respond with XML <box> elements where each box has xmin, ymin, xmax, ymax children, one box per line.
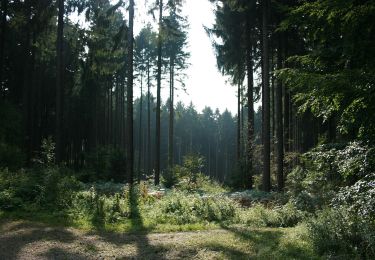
<box><xmin>0</xmin><ymin>0</ymin><xmax>374</xmax><ymax>259</ymax></box>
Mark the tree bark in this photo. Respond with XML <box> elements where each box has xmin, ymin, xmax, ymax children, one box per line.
<box><xmin>155</xmin><ymin>0</ymin><xmax>163</xmax><ymax>185</ymax></box>
<box><xmin>168</xmin><ymin>57</ymin><xmax>174</xmax><ymax>169</ymax></box>
<box><xmin>0</xmin><ymin>0</ymin><xmax>7</xmax><ymax>90</ymax></box>
<box><xmin>246</xmin><ymin>21</ymin><xmax>254</xmax><ymax>190</ymax></box>
<box><xmin>276</xmin><ymin>35</ymin><xmax>284</xmax><ymax>191</ymax></box>
<box><xmin>126</xmin><ymin>0</ymin><xmax>135</xmax><ymax>185</ymax></box>
<box><xmin>137</xmin><ymin>72</ymin><xmax>143</xmax><ymax>183</ymax></box>
<box><xmin>237</xmin><ymin>82</ymin><xmax>241</xmax><ymax>163</ymax></box>
<box><xmin>262</xmin><ymin>0</ymin><xmax>271</xmax><ymax>192</ymax></box>
<box><xmin>147</xmin><ymin>59</ymin><xmax>151</xmax><ymax>177</ymax></box>
<box><xmin>56</xmin><ymin>0</ymin><xmax>65</xmax><ymax>163</ymax></box>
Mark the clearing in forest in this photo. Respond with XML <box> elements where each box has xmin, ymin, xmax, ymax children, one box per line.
<box><xmin>0</xmin><ymin>220</ymin><xmax>318</xmax><ymax>259</ymax></box>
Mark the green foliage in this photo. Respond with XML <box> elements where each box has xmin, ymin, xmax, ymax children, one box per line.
<box><xmin>285</xmin><ymin>142</ymin><xmax>375</xmax><ymax>258</ymax></box>
<box><xmin>180</xmin><ymin>154</ymin><xmax>205</xmax><ymax>185</ymax></box>
<box><xmin>278</xmin><ymin>0</ymin><xmax>375</xmax><ymax>141</ymax></box>
<box><xmin>146</xmin><ymin>192</ymin><xmax>238</xmax><ymax>225</ymax></box>
<box><xmin>333</xmin><ymin>173</ymin><xmax>375</xmax><ymax>222</ymax></box>
<box><xmin>162</xmin><ymin>154</ymin><xmax>223</xmax><ymax>193</ymax></box>
<box><xmin>286</xmin><ymin>142</ymin><xmax>374</xmax><ymax>211</ymax></box>
<box><xmin>162</xmin><ymin>167</ymin><xmax>179</xmax><ymax>189</ymax></box>
<box><xmin>239</xmin><ymin>202</ymin><xmax>307</xmax><ymax>228</ymax></box>
<box><xmin>307</xmin><ymin>207</ymin><xmax>375</xmax><ymax>259</ymax></box>
<box><xmin>85</xmin><ymin>146</ymin><xmax>126</xmax><ymax>182</ymax></box>
<box><xmin>32</xmin><ymin>137</ymin><xmax>55</xmax><ymax>166</ymax></box>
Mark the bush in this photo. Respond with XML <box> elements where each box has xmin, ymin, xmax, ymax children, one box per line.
<box><xmin>0</xmin><ymin>168</ymin><xmax>41</xmax><ymax>210</ymax></box>
<box><xmin>286</xmin><ymin>142</ymin><xmax>375</xmax><ymax>211</ymax></box>
<box><xmin>239</xmin><ymin>204</ymin><xmax>279</xmax><ymax>227</ymax></box>
<box><xmin>147</xmin><ymin>192</ymin><xmax>239</xmax><ymax>225</ymax></box>
<box><xmin>162</xmin><ymin>167</ymin><xmax>179</xmax><ymax>188</ymax></box>
<box><xmin>307</xmin><ymin>207</ymin><xmax>375</xmax><ymax>259</ymax></box>
<box><xmin>85</xmin><ymin>146</ymin><xmax>126</xmax><ymax>182</ymax></box>
<box><xmin>333</xmin><ymin>173</ymin><xmax>375</xmax><ymax>221</ymax></box>
<box><xmin>239</xmin><ymin>202</ymin><xmax>306</xmax><ymax>228</ymax></box>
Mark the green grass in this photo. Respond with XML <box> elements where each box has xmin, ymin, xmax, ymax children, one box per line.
<box><xmin>0</xmin><ymin>214</ymin><xmax>320</xmax><ymax>259</ymax></box>
<box><xmin>0</xmin><ymin>209</ymin><xmax>221</xmax><ymax>233</ymax></box>
<box><xmin>186</xmin><ymin>225</ymin><xmax>320</xmax><ymax>259</ymax></box>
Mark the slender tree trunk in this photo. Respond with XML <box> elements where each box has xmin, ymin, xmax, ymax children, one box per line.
<box><xmin>262</xmin><ymin>0</ymin><xmax>271</xmax><ymax>192</ymax></box>
<box><xmin>284</xmin><ymin>88</ymin><xmax>290</xmax><ymax>152</ymax></box>
<box><xmin>241</xmin><ymin>99</ymin><xmax>244</xmax><ymax>159</ymax></box>
<box><xmin>56</xmin><ymin>0</ymin><xmax>64</xmax><ymax>163</ymax></box>
<box><xmin>276</xmin><ymin>35</ymin><xmax>284</xmax><ymax>191</ymax></box>
<box><xmin>155</xmin><ymin>0</ymin><xmax>163</xmax><ymax>185</ymax></box>
<box><xmin>208</xmin><ymin>142</ymin><xmax>211</xmax><ymax>177</ymax></box>
<box><xmin>0</xmin><ymin>0</ymin><xmax>7</xmax><ymax>89</ymax></box>
<box><xmin>29</xmin><ymin>33</ymin><xmax>37</xmax><ymax>156</ymax></box>
<box><xmin>168</xmin><ymin>57</ymin><xmax>174</xmax><ymax>169</ymax></box>
<box><xmin>237</xmin><ymin>82</ymin><xmax>241</xmax><ymax>163</ymax></box>
<box><xmin>147</xmin><ymin>59</ymin><xmax>151</xmax><ymax>177</ymax></box>
<box><xmin>137</xmin><ymin>72</ymin><xmax>143</xmax><ymax>183</ymax></box>
<box><xmin>246</xmin><ymin>43</ymin><xmax>254</xmax><ymax>189</ymax></box>
<box><xmin>110</xmin><ymin>83</ymin><xmax>113</xmax><ymax>145</ymax></box>
<box><xmin>126</xmin><ymin>0</ymin><xmax>135</xmax><ymax>185</ymax></box>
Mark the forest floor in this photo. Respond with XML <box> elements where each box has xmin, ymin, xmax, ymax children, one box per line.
<box><xmin>0</xmin><ymin>220</ymin><xmax>319</xmax><ymax>260</ymax></box>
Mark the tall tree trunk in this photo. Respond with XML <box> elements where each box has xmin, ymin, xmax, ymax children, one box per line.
<box><xmin>147</xmin><ymin>59</ymin><xmax>151</xmax><ymax>177</ymax></box>
<box><xmin>241</xmin><ymin>99</ymin><xmax>244</xmax><ymax>159</ymax></box>
<box><xmin>276</xmin><ymin>35</ymin><xmax>284</xmax><ymax>191</ymax></box>
<box><xmin>237</xmin><ymin>82</ymin><xmax>241</xmax><ymax>163</ymax></box>
<box><xmin>22</xmin><ymin>1</ymin><xmax>32</xmax><ymax>164</ymax></box>
<box><xmin>168</xmin><ymin>57</ymin><xmax>174</xmax><ymax>169</ymax></box>
<box><xmin>56</xmin><ymin>0</ymin><xmax>65</xmax><ymax>163</ymax></box>
<box><xmin>262</xmin><ymin>0</ymin><xmax>271</xmax><ymax>192</ymax></box>
<box><xmin>284</xmin><ymin>88</ymin><xmax>290</xmax><ymax>152</ymax></box>
<box><xmin>155</xmin><ymin>0</ymin><xmax>163</xmax><ymax>185</ymax></box>
<box><xmin>0</xmin><ymin>0</ymin><xmax>7</xmax><ymax>89</ymax></box>
<box><xmin>246</xmin><ymin>38</ymin><xmax>254</xmax><ymax>189</ymax></box>
<box><xmin>137</xmin><ymin>72</ymin><xmax>143</xmax><ymax>183</ymax></box>
<box><xmin>126</xmin><ymin>0</ymin><xmax>135</xmax><ymax>185</ymax></box>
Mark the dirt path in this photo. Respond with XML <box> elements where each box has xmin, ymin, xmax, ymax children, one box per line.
<box><xmin>0</xmin><ymin>220</ymin><xmax>238</xmax><ymax>259</ymax></box>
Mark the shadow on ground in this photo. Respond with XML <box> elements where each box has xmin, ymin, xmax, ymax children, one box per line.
<box><xmin>0</xmin><ymin>188</ymin><xmax>167</xmax><ymax>259</ymax></box>
<box><xmin>0</xmin><ymin>202</ymin><xmax>319</xmax><ymax>259</ymax></box>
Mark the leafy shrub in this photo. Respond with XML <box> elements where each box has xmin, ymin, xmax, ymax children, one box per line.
<box><xmin>303</xmin><ymin>142</ymin><xmax>373</xmax><ymax>185</ymax></box>
<box><xmin>31</xmin><ymin>137</ymin><xmax>55</xmax><ymax>166</ymax></box>
<box><xmin>228</xmin><ymin>190</ymin><xmax>283</xmax><ymax>206</ymax></box>
<box><xmin>286</xmin><ymin>166</ymin><xmax>334</xmax><ymax>211</ymax></box>
<box><xmin>178</xmin><ymin>154</ymin><xmax>205</xmax><ymax>189</ymax></box>
<box><xmin>147</xmin><ymin>192</ymin><xmax>239</xmax><ymax>225</ymax></box>
<box><xmin>162</xmin><ymin>167</ymin><xmax>179</xmax><ymax>188</ymax></box>
<box><xmin>0</xmin><ymin>168</ymin><xmax>41</xmax><ymax>210</ymax></box>
<box><xmin>307</xmin><ymin>207</ymin><xmax>375</xmax><ymax>259</ymax></box>
<box><xmin>33</xmin><ymin>167</ymin><xmax>83</xmax><ymax>209</ymax></box>
<box><xmin>333</xmin><ymin>173</ymin><xmax>375</xmax><ymax>221</ymax></box>
<box><xmin>85</xmin><ymin>146</ymin><xmax>126</xmax><ymax>182</ymax></box>
<box><xmin>273</xmin><ymin>202</ymin><xmax>308</xmax><ymax>227</ymax></box>
<box><xmin>239</xmin><ymin>204</ymin><xmax>279</xmax><ymax>227</ymax></box>
<box><xmin>286</xmin><ymin>142</ymin><xmax>375</xmax><ymax>211</ymax></box>
<box><xmin>70</xmin><ymin>187</ymin><xmax>131</xmax><ymax>225</ymax></box>
<box><xmin>239</xmin><ymin>202</ymin><xmax>306</xmax><ymax>228</ymax></box>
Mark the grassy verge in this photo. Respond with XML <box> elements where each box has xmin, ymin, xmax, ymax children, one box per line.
<box><xmin>0</xmin><ymin>209</ymin><xmax>221</xmax><ymax>233</ymax></box>
<box><xmin>0</xmin><ymin>216</ymin><xmax>320</xmax><ymax>259</ymax></box>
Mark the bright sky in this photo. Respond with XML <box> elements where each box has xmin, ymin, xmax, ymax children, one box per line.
<box><xmin>176</xmin><ymin>0</ymin><xmax>237</xmax><ymax>114</ymax></box>
<box><xmin>134</xmin><ymin>0</ymin><xmax>237</xmax><ymax>114</ymax></box>
<box><xmin>72</xmin><ymin>0</ymin><xmax>238</xmax><ymax>114</ymax></box>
